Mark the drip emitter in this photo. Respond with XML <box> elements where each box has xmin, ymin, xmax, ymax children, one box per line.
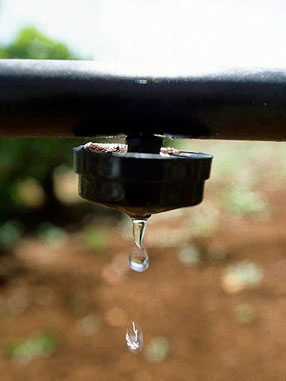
<box><xmin>73</xmin><ymin>135</ymin><xmax>212</xmax><ymax>273</ymax></box>
<box><xmin>73</xmin><ymin>135</ymin><xmax>213</xmax><ymax>219</ymax></box>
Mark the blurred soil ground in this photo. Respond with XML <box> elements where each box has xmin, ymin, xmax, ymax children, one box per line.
<box><xmin>1</xmin><ymin>141</ymin><xmax>286</xmax><ymax>380</ymax></box>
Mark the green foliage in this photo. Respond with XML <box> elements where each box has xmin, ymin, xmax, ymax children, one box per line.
<box><xmin>3</xmin><ymin>331</ymin><xmax>58</xmax><ymax>363</ymax></box>
<box><xmin>0</xmin><ymin>220</ymin><xmax>23</xmax><ymax>251</ymax></box>
<box><xmin>0</xmin><ymin>26</ymin><xmax>77</xmax><ymax>59</ymax></box>
<box><xmin>0</xmin><ymin>138</ymin><xmax>86</xmax><ymax>223</ymax></box>
<box><xmin>0</xmin><ymin>23</ymin><xmax>84</xmax><ymax>227</ymax></box>
<box><xmin>82</xmin><ymin>226</ymin><xmax>110</xmax><ymax>252</ymax></box>
<box><xmin>221</xmin><ymin>188</ymin><xmax>268</xmax><ymax>217</ymax></box>
<box><xmin>37</xmin><ymin>222</ymin><xmax>66</xmax><ymax>246</ymax></box>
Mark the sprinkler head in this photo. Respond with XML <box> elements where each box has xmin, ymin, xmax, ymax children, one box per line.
<box><xmin>73</xmin><ymin>138</ymin><xmax>212</xmax><ymax>218</ymax></box>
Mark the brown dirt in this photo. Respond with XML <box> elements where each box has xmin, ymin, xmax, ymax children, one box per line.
<box><xmin>1</xmin><ymin>189</ymin><xmax>286</xmax><ymax>380</ymax></box>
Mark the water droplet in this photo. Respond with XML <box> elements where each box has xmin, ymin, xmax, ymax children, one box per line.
<box><xmin>132</xmin><ymin>218</ymin><xmax>146</xmax><ymax>248</ymax></box>
<box><xmin>126</xmin><ymin>321</ymin><xmax>143</xmax><ymax>353</ymax></box>
<box><xmin>129</xmin><ymin>246</ymin><xmax>149</xmax><ymax>272</ymax></box>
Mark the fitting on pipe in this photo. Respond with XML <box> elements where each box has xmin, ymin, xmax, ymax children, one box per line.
<box><xmin>73</xmin><ymin>142</ymin><xmax>212</xmax><ymax>219</ymax></box>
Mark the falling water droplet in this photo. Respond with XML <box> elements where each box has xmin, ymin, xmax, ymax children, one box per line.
<box><xmin>129</xmin><ymin>246</ymin><xmax>149</xmax><ymax>272</ymax></box>
<box><xmin>129</xmin><ymin>218</ymin><xmax>149</xmax><ymax>272</ymax></box>
<box><xmin>132</xmin><ymin>218</ymin><xmax>146</xmax><ymax>248</ymax></box>
<box><xmin>126</xmin><ymin>321</ymin><xmax>143</xmax><ymax>353</ymax></box>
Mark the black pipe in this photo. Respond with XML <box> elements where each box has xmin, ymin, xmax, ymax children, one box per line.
<box><xmin>1</xmin><ymin>59</ymin><xmax>286</xmax><ymax>140</ymax></box>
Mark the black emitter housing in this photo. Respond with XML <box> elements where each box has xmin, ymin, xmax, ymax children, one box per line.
<box><xmin>73</xmin><ymin>144</ymin><xmax>212</xmax><ymax>218</ymax></box>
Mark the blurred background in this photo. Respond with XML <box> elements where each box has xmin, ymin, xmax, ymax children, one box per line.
<box><xmin>1</xmin><ymin>1</ymin><xmax>286</xmax><ymax>380</ymax></box>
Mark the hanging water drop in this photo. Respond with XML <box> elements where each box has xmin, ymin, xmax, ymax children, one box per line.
<box><xmin>129</xmin><ymin>246</ymin><xmax>149</xmax><ymax>272</ymax></box>
<box><xmin>129</xmin><ymin>217</ymin><xmax>149</xmax><ymax>272</ymax></box>
<box><xmin>132</xmin><ymin>218</ymin><xmax>146</xmax><ymax>248</ymax></box>
<box><xmin>126</xmin><ymin>321</ymin><xmax>143</xmax><ymax>353</ymax></box>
